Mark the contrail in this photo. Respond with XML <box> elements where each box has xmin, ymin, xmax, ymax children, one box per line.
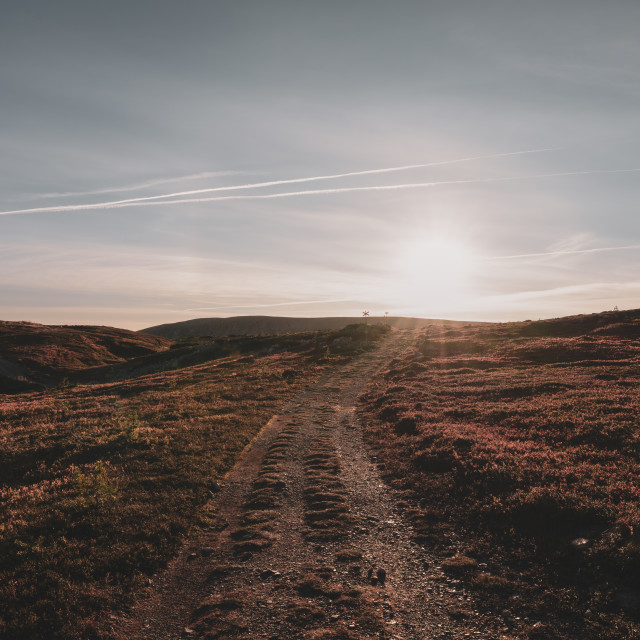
<box><xmin>485</xmin><ymin>243</ymin><xmax>640</xmax><ymax>261</ymax></box>
<box><xmin>0</xmin><ymin>148</ymin><xmax>554</xmax><ymax>216</ymax></box>
<box><xmin>92</xmin><ymin>148</ymin><xmax>554</xmax><ymax>205</ymax></box>
<box><xmin>6</xmin><ymin>165</ymin><xmax>633</xmax><ymax>215</ymax></box>
<box><xmin>2</xmin><ymin>165</ymin><xmax>639</xmax><ymax>218</ymax></box>
<box><xmin>28</xmin><ymin>171</ymin><xmax>243</xmax><ymax>200</ymax></box>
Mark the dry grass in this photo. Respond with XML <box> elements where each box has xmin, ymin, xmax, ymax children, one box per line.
<box><xmin>441</xmin><ymin>554</ymin><xmax>479</xmax><ymax>575</ymax></box>
<box><xmin>335</xmin><ymin>549</ymin><xmax>363</xmax><ymax>563</ymax></box>
<box><xmin>285</xmin><ymin>600</ymin><xmax>327</xmax><ymax>625</ymax></box>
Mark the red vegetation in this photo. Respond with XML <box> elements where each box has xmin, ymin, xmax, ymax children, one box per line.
<box><xmin>0</xmin><ymin>321</ymin><xmax>172</xmax><ymax>388</ymax></box>
<box><xmin>359</xmin><ymin>309</ymin><xmax>640</xmax><ymax>639</ymax></box>
<box><xmin>0</xmin><ymin>325</ymin><xmax>385</xmax><ymax>640</ymax></box>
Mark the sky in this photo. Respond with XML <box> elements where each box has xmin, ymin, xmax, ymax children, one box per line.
<box><xmin>1</xmin><ymin>0</ymin><xmax>639</xmax><ymax>330</ymax></box>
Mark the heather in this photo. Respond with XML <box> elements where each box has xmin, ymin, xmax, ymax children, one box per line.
<box><xmin>0</xmin><ymin>325</ymin><xmax>386</xmax><ymax>640</ymax></box>
<box><xmin>359</xmin><ymin>310</ymin><xmax>640</xmax><ymax>639</ymax></box>
<box><xmin>0</xmin><ymin>321</ymin><xmax>172</xmax><ymax>389</ymax></box>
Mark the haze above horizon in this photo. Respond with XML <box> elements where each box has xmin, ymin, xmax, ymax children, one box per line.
<box><xmin>2</xmin><ymin>1</ymin><xmax>639</xmax><ymax>330</ymax></box>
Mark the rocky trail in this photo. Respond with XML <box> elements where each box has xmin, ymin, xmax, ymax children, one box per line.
<box><xmin>115</xmin><ymin>331</ymin><xmax>507</xmax><ymax>640</ymax></box>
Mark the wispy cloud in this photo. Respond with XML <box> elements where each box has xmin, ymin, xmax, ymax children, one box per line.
<box><xmin>28</xmin><ymin>171</ymin><xmax>244</xmax><ymax>200</ymax></box>
<box><xmin>182</xmin><ymin>297</ymin><xmax>353</xmax><ymax>312</ymax></box>
<box><xmin>488</xmin><ymin>280</ymin><xmax>640</xmax><ymax>302</ymax></box>
<box><xmin>485</xmin><ymin>243</ymin><xmax>640</xmax><ymax>261</ymax></box>
<box><xmin>486</xmin><ymin>244</ymin><xmax>640</xmax><ymax>262</ymax></box>
<box><xmin>0</xmin><ymin>148</ymin><xmax>555</xmax><ymax>216</ymax></box>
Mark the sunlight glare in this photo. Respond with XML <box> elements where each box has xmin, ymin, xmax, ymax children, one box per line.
<box><xmin>391</xmin><ymin>234</ymin><xmax>476</xmax><ymax>310</ymax></box>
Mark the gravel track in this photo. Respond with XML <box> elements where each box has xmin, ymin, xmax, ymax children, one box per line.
<box><xmin>115</xmin><ymin>330</ymin><xmax>505</xmax><ymax>640</ymax></box>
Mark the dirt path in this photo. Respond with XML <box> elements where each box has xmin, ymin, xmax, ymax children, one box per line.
<box><xmin>115</xmin><ymin>331</ymin><xmax>503</xmax><ymax>640</ymax></box>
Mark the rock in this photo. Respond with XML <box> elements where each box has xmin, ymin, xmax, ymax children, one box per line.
<box><xmin>377</xmin><ymin>568</ymin><xmax>387</xmax><ymax>585</ymax></box>
<box><xmin>260</xmin><ymin>569</ymin><xmax>281</xmax><ymax>580</ymax></box>
<box><xmin>186</xmin><ymin>552</ymin><xmax>197</xmax><ymax>561</ymax></box>
<box><xmin>528</xmin><ymin>621</ymin><xmax>554</xmax><ymax>639</ymax></box>
<box><xmin>201</xmin><ymin>547</ymin><xmax>215</xmax><ymax>556</ymax></box>
<box><xmin>570</xmin><ymin>537</ymin><xmax>590</xmax><ymax>549</ymax></box>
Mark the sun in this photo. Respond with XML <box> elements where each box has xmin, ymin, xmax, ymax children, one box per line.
<box><xmin>392</xmin><ymin>234</ymin><xmax>475</xmax><ymax>309</ymax></box>
<box><xmin>400</xmin><ymin>236</ymin><xmax>472</xmax><ymax>280</ymax></box>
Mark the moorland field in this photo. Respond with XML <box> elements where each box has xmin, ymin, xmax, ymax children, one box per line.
<box><xmin>359</xmin><ymin>308</ymin><xmax>640</xmax><ymax>639</ymax></box>
<box><xmin>1</xmin><ymin>310</ymin><xmax>639</xmax><ymax>640</ymax></box>
<box><xmin>0</xmin><ymin>321</ymin><xmax>387</xmax><ymax>639</ymax></box>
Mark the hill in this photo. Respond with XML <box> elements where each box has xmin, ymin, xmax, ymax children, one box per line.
<box><xmin>0</xmin><ymin>321</ymin><xmax>172</xmax><ymax>390</ymax></box>
<box><xmin>515</xmin><ymin>306</ymin><xmax>640</xmax><ymax>337</ymax></box>
<box><xmin>141</xmin><ymin>315</ymin><xmax>466</xmax><ymax>340</ymax></box>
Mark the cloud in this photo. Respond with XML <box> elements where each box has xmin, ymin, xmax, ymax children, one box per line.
<box><xmin>484</xmin><ymin>243</ymin><xmax>640</xmax><ymax>262</ymax></box>
<box><xmin>487</xmin><ymin>280</ymin><xmax>640</xmax><ymax>302</ymax></box>
<box><xmin>182</xmin><ymin>297</ymin><xmax>353</xmax><ymax>312</ymax></box>
<box><xmin>28</xmin><ymin>171</ymin><xmax>245</xmax><ymax>200</ymax></box>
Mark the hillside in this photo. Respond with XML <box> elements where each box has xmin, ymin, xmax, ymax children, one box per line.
<box><xmin>142</xmin><ymin>315</ymin><xmax>464</xmax><ymax>340</ymax></box>
<box><xmin>358</xmin><ymin>307</ymin><xmax>640</xmax><ymax>639</ymax></box>
<box><xmin>515</xmin><ymin>307</ymin><xmax>640</xmax><ymax>337</ymax></box>
<box><xmin>0</xmin><ymin>324</ymin><xmax>389</xmax><ymax>640</ymax></box>
<box><xmin>0</xmin><ymin>321</ymin><xmax>172</xmax><ymax>390</ymax></box>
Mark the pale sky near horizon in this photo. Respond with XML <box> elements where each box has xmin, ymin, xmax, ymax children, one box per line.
<box><xmin>2</xmin><ymin>1</ymin><xmax>639</xmax><ymax>330</ymax></box>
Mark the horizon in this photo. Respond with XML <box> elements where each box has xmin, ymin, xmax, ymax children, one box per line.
<box><xmin>2</xmin><ymin>307</ymin><xmax>636</xmax><ymax>333</ymax></box>
<box><xmin>2</xmin><ymin>1</ymin><xmax>639</xmax><ymax>329</ymax></box>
